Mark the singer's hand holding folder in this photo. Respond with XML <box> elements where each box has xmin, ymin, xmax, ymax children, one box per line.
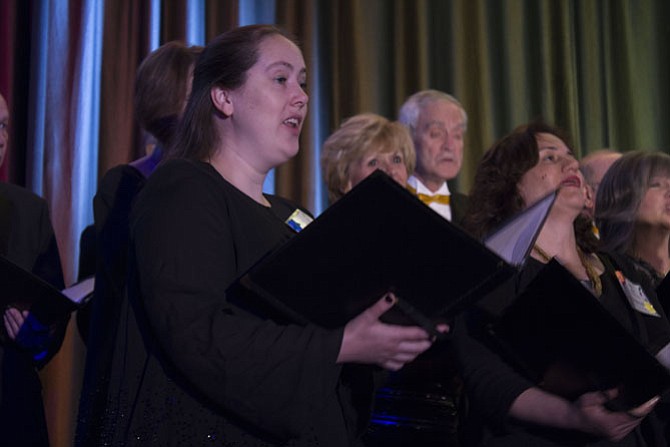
<box><xmin>490</xmin><ymin>259</ymin><xmax>670</xmax><ymax>410</ymax></box>
<box><xmin>228</xmin><ymin>171</ymin><xmax>555</xmax><ymax>334</ymax></box>
<box><xmin>0</xmin><ymin>255</ymin><xmax>89</xmax><ymax>325</ymax></box>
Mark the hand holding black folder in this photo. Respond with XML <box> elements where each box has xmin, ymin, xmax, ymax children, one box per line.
<box><xmin>229</xmin><ymin>171</ymin><xmax>554</xmax><ymax>335</ymax></box>
<box><xmin>490</xmin><ymin>259</ymin><xmax>670</xmax><ymax>409</ymax></box>
<box><xmin>0</xmin><ymin>255</ymin><xmax>81</xmax><ymax>326</ymax></box>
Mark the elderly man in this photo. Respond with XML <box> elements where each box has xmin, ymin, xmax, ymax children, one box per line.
<box><xmin>0</xmin><ymin>92</ymin><xmax>65</xmax><ymax>446</ymax></box>
<box><xmin>399</xmin><ymin>90</ymin><xmax>468</xmax><ymax>223</ymax></box>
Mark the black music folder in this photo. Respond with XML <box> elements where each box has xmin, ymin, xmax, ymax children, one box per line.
<box><xmin>229</xmin><ymin>171</ymin><xmax>554</xmax><ymax>334</ymax></box>
<box><xmin>0</xmin><ymin>255</ymin><xmax>82</xmax><ymax>325</ymax></box>
<box><xmin>491</xmin><ymin>259</ymin><xmax>670</xmax><ymax>409</ymax></box>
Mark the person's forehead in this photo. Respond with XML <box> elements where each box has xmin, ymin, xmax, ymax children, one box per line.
<box><xmin>536</xmin><ymin>133</ymin><xmax>568</xmax><ymax>149</ymax></box>
<box><xmin>257</xmin><ymin>34</ymin><xmax>305</xmax><ymax>69</ymax></box>
<box><xmin>418</xmin><ymin>102</ymin><xmax>465</xmax><ymax>131</ymax></box>
<box><xmin>591</xmin><ymin>155</ymin><xmax>620</xmax><ymax>174</ymax></box>
<box><xmin>366</xmin><ymin>141</ymin><xmax>403</xmax><ymax>155</ymax></box>
<box><xmin>421</xmin><ymin>100</ymin><xmax>462</xmax><ymax>118</ymax></box>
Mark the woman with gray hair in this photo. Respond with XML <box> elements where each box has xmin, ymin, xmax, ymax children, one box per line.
<box><xmin>597</xmin><ymin>150</ymin><xmax>670</xmax><ymax>279</ymax></box>
<box><xmin>595</xmin><ymin>150</ymin><xmax>670</xmax><ymax>444</ymax></box>
<box><xmin>596</xmin><ymin>151</ymin><xmax>670</xmax><ymax>358</ymax></box>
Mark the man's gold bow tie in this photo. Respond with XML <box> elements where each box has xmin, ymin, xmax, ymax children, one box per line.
<box><xmin>407</xmin><ymin>185</ymin><xmax>451</xmax><ymax>205</ymax></box>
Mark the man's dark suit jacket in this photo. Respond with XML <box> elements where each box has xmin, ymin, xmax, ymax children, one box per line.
<box><xmin>0</xmin><ymin>182</ymin><xmax>65</xmax><ymax>447</ymax></box>
<box><xmin>450</xmin><ymin>191</ymin><xmax>469</xmax><ymax>226</ymax></box>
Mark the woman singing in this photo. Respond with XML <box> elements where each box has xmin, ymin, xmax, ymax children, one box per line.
<box><xmin>99</xmin><ymin>25</ymin><xmax>436</xmax><ymax>446</ymax></box>
<box><xmin>456</xmin><ymin>123</ymin><xmax>665</xmax><ymax>446</ymax></box>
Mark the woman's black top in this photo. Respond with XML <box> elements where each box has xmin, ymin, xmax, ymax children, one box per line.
<box><xmin>98</xmin><ymin>159</ymin><xmax>373</xmax><ymax>446</ymax></box>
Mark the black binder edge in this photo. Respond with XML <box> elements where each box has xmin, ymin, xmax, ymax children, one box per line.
<box><xmin>0</xmin><ymin>255</ymin><xmax>79</xmax><ymax>325</ymax></box>
<box><xmin>490</xmin><ymin>259</ymin><xmax>670</xmax><ymax>409</ymax></box>
<box><xmin>229</xmin><ymin>172</ymin><xmax>551</xmax><ymax>334</ymax></box>
<box><xmin>235</xmin><ymin>275</ymin><xmax>312</xmax><ymax>326</ymax></box>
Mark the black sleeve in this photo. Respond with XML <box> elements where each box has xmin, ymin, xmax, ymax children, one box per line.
<box><xmin>93</xmin><ymin>166</ymin><xmax>145</xmax><ymax>294</ymax></box>
<box><xmin>454</xmin><ymin>272</ymin><xmax>534</xmax><ymax>431</ymax></box>
<box><xmin>130</xmin><ymin>169</ymin><xmax>345</xmax><ymax>439</ymax></box>
<box><xmin>455</xmin><ymin>261</ymin><xmax>574</xmax><ymax>432</ymax></box>
<box><xmin>454</xmin><ymin>281</ymin><xmax>534</xmax><ymax>432</ymax></box>
<box><xmin>93</xmin><ymin>165</ymin><xmax>141</xmax><ymax>233</ymax></box>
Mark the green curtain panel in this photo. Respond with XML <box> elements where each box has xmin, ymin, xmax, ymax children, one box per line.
<box><xmin>284</xmin><ymin>0</ymin><xmax>670</xmax><ymax>196</ymax></box>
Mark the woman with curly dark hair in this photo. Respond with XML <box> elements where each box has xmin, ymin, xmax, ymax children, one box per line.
<box><xmin>456</xmin><ymin>123</ymin><xmax>667</xmax><ymax>446</ymax></box>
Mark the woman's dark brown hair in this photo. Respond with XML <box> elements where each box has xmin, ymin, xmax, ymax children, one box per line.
<box><xmin>134</xmin><ymin>41</ymin><xmax>202</xmax><ymax>148</ymax></box>
<box><xmin>596</xmin><ymin>150</ymin><xmax>670</xmax><ymax>253</ymax></box>
<box><xmin>463</xmin><ymin>122</ymin><xmax>597</xmax><ymax>251</ymax></box>
<box><xmin>463</xmin><ymin>122</ymin><xmax>568</xmax><ymax>237</ymax></box>
<box><xmin>168</xmin><ymin>25</ymin><xmax>296</xmax><ymax>161</ymax></box>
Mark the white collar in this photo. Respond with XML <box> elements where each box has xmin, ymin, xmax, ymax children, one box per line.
<box><xmin>407</xmin><ymin>175</ymin><xmax>450</xmax><ymax>196</ymax></box>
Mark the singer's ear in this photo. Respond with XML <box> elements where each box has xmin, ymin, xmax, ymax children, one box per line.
<box><xmin>212</xmin><ymin>87</ymin><xmax>234</xmax><ymax>116</ymax></box>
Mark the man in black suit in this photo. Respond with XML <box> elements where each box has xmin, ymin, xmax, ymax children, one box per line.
<box><xmin>0</xmin><ymin>92</ymin><xmax>66</xmax><ymax>446</ymax></box>
<box><xmin>399</xmin><ymin>90</ymin><xmax>469</xmax><ymax>224</ymax></box>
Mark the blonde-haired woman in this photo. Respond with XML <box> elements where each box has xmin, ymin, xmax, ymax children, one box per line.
<box><xmin>321</xmin><ymin>113</ymin><xmax>415</xmax><ymax>202</ymax></box>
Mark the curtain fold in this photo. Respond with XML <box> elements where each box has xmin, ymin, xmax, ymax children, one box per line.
<box><xmin>98</xmin><ymin>1</ymin><xmax>149</xmax><ymax>179</ymax></box>
<box><xmin>24</xmin><ymin>2</ymin><xmax>105</xmax><ymax>446</ymax></box>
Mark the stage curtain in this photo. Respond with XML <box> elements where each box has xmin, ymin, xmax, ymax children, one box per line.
<box><xmin>280</xmin><ymin>0</ymin><xmax>670</xmax><ymax>198</ymax></box>
<box><xmin>2</xmin><ymin>1</ymin><xmax>670</xmax><ymax>445</ymax></box>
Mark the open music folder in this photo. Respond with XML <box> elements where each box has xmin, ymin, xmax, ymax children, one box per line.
<box><xmin>0</xmin><ymin>255</ymin><xmax>91</xmax><ymax>325</ymax></box>
<box><xmin>228</xmin><ymin>171</ymin><xmax>555</xmax><ymax>335</ymax></box>
<box><xmin>491</xmin><ymin>259</ymin><xmax>670</xmax><ymax>409</ymax></box>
